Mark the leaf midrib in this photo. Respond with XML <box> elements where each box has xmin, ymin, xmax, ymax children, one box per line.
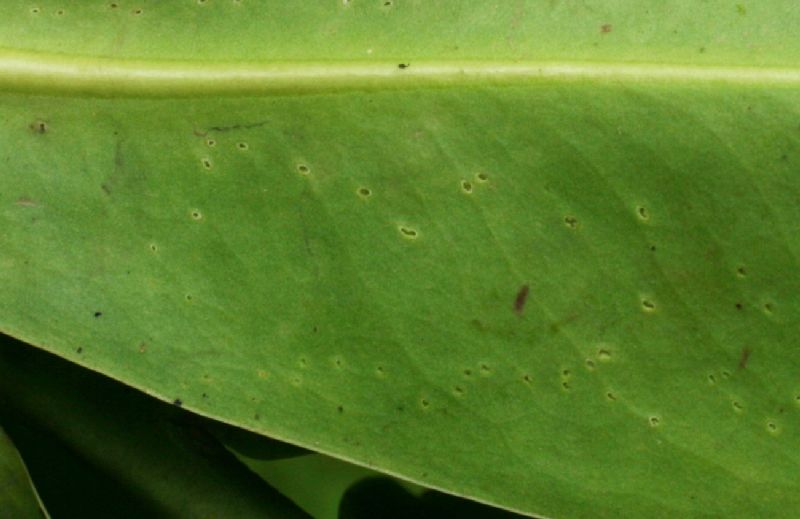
<box><xmin>3</xmin><ymin>50</ymin><xmax>800</xmax><ymax>97</ymax></box>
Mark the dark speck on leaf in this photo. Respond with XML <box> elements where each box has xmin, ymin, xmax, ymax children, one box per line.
<box><xmin>173</xmin><ymin>399</ymin><xmax>183</xmax><ymax>407</ymax></box>
<box><xmin>738</xmin><ymin>347</ymin><xmax>751</xmax><ymax>369</ymax></box>
<box><xmin>601</xmin><ymin>24</ymin><xmax>612</xmax><ymax>33</ymax></box>
<box><xmin>514</xmin><ymin>284</ymin><xmax>530</xmax><ymax>314</ymax></box>
<box><xmin>735</xmin><ymin>303</ymin><xmax>743</xmax><ymax>310</ymax></box>
<box><xmin>94</xmin><ymin>311</ymin><xmax>103</xmax><ymax>318</ymax></box>
<box><xmin>398</xmin><ymin>63</ymin><xmax>410</xmax><ymax>69</ymax></box>
<box><xmin>76</xmin><ymin>347</ymin><xmax>83</xmax><ymax>354</ymax></box>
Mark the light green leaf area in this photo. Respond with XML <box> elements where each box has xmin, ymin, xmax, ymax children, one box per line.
<box><xmin>231</xmin><ymin>452</ymin><xmax>400</xmax><ymax>519</ymax></box>
<box><xmin>1</xmin><ymin>2</ymin><xmax>800</xmax><ymax>518</ymax></box>
<box><xmin>0</xmin><ymin>425</ymin><xmax>45</xmax><ymax>519</ymax></box>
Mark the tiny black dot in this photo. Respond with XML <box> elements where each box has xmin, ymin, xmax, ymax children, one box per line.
<box><xmin>94</xmin><ymin>311</ymin><xmax>103</xmax><ymax>318</ymax></box>
<box><xmin>76</xmin><ymin>347</ymin><xmax>83</xmax><ymax>354</ymax></box>
<box><xmin>173</xmin><ymin>399</ymin><xmax>183</xmax><ymax>407</ymax></box>
<box><xmin>398</xmin><ymin>63</ymin><xmax>409</xmax><ymax>69</ymax></box>
<box><xmin>337</xmin><ymin>405</ymin><xmax>344</xmax><ymax>413</ymax></box>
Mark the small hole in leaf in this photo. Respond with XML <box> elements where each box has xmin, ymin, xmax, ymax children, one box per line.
<box><xmin>764</xmin><ymin>303</ymin><xmax>774</xmax><ymax>314</ymax></box>
<box><xmin>206</xmin><ymin>139</ymin><xmax>216</xmax><ymax>147</ymax></box>
<box><xmin>562</xmin><ymin>381</ymin><xmax>571</xmax><ymax>390</ymax></box>
<box><xmin>598</xmin><ymin>349</ymin><xmax>612</xmax><ymax>361</ymax></box>
<box><xmin>721</xmin><ymin>370</ymin><xmax>731</xmax><ymax>379</ymax></box>
<box><xmin>453</xmin><ymin>386</ymin><xmax>464</xmax><ymax>396</ymax></box>
<box><xmin>30</xmin><ymin>120</ymin><xmax>47</xmax><ymax>134</ymax></box>
<box><xmin>564</xmin><ymin>216</ymin><xmax>578</xmax><ymax>229</ymax></box>
<box><xmin>708</xmin><ymin>374</ymin><xmax>716</xmax><ymax>384</ymax></box>
<box><xmin>31</xmin><ymin>7</ymin><xmax>40</xmax><ymax>14</ymax></box>
<box><xmin>767</xmin><ymin>421</ymin><xmax>778</xmax><ymax>433</ymax></box>
<box><xmin>641</xmin><ymin>299</ymin><xmax>656</xmax><ymax>311</ymax></box>
<box><xmin>202</xmin><ymin>158</ymin><xmax>212</xmax><ymax>169</ymax></box>
<box><xmin>191</xmin><ymin>210</ymin><xmax>202</xmax><ymax>220</ymax></box>
<box><xmin>461</xmin><ymin>180</ymin><xmax>473</xmax><ymax>193</ymax></box>
<box><xmin>606</xmin><ymin>391</ymin><xmax>617</xmax><ymax>401</ymax></box>
<box><xmin>522</xmin><ymin>374</ymin><xmax>532</xmax><ymax>384</ymax></box>
<box><xmin>421</xmin><ymin>398</ymin><xmax>430</xmax><ymax>409</ymax></box>
<box><xmin>637</xmin><ymin>206</ymin><xmax>649</xmax><ymax>220</ymax></box>
<box><xmin>475</xmin><ymin>172</ymin><xmax>488</xmax><ymax>182</ymax></box>
<box><xmin>562</xmin><ymin>369</ymin><xmax>570</xmax><ymax>377</ymax></box>
<box><xmin>399</xmin><ymin>226</ymin><xmax>418</xmax><ymax>239</ymax></box>
<box><xmin>132</xmin><ymin>8</ymin><xmax>142</xmax><ymax>15</ymax></box>
<box><xmin>649</xmin><ymin>416</ymin><xmax>660</xmax><ymax>427</ymax></box>
<box><xmin>297</xmin><ymin>164</ymin><xmax>310</xmax><ymax>175</ymax></box>
<box><xmin>357</xmin><ymin>187</ymin><xmax>372</xmax><ymax>197</ymax></box>
<box><xmin>237</xmin><ymin>142</ymin><xmax>249</xmax><ymax>150</ymax></box>
<box><xmin>585</xmin><ymin>359</ymin><xmax>595</xmax><ymax>370</ymax></box>
<box><xmin>737</xmin><ymin>266</ymin><xmax>747</xmax><ymax>278</ymax></box>
<box><xmin>732</xmin><ymin>401</ymin><xmax>743</xmax><ymax>412</ymax></box>
<box><xmin>149</xmin><ymin>243</ymin><xmax>158</xmax><ymax>252</ymax></box>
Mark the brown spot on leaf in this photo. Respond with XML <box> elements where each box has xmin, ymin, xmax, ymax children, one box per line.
<box><xmin>601</xmin><ymin>24</ymin><xmax>613</xmax><ymax>33</ymax></box>
<box><xmin>29</xmin><ymin>120</ymin><xmax>47</xmax><ymax>134</ymax></box>
<box><xmin>738</xmin><ymin>347</ymin><xmax>751</xmax><ymax>369</ymax></box>
<box><xmin>514</xmin><ymin>284</ymin><xmax>530</xmax><ymax>314</ymax></box>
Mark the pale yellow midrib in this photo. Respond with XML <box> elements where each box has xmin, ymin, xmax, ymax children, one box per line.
<box><xmin>2</xmin><ymin>50</ymin><xmax>800</xmax><ymax>96</ymax></box>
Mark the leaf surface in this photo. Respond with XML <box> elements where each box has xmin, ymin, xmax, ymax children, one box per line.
<box><xmin>1</xmin><ymin>2</ymin><xmax>799</xmax><ymax>517</ymax></box>
<box><xmin>0</xmin><ymin>425</ymin><xmax>46</xmax><ymax>519</ymax></box>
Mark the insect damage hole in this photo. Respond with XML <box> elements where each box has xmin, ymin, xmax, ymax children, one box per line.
<box><xmin>597</xmin><ymin>348</ymin><xmax>612</xmax><ymax>362</ymax></box>
<box><xmin>736</xmin><ymin>266</ymin><xmax>747</xmax><ymax>278</ymax></box>
<box><xmin>641</xmin><ymin>298</ymin><xmax>656</xmax><ymax>312</ymax></box>
<box><xmin>398</xmin><ymin>226</ymin><xmax>418</xmax><ymax>239</ymax></box>
<box><xmin>357</xmin><ymin>187</ymin><xmax>372</xmax><ymax>198</ymax></box>
<box><xmin>475</xmin><ymin>172</ymin><xmax>489</xmax><ymax>182</ymax></box>
<box><xmin>237</xmin><ymin>142</ymin><xmax>249</xmax><ymax>151</ymax></box>
<box><xmin>461</xmin><ymin>180</ymin><xmax>473</xmax><ymax>194</ymax></box>
<box><xmin>191</xmin><ymin>210</ymin><xmax>203</xmax><ymax>221</ymax></box>
<box><xmin>637</xmin><ymin>206</ymin><xmax>649</xmax><ymax>221</ymax></box>
<box><xmin>201</xmin><ymin>158</ymin><xmax>213</xmax><ymax>170</ymax></box>
<box><xmin>296</xmin><ymin>164</ymin><xmax>310</xmax><ymax>175</ymax></box>
<box><xmin>648</xmin><ymin>416</ymin><xmax>661</xmax><ymax>427</ymax></box>
<box><xmin>30</xmin><ymin>120</ymin><xmax>47</xmax><ymax>134</ymax></box>
<box><xmin>564</xmin><ymin>216</ymin><xmax>579</xmax><ymax>229</ymax></box>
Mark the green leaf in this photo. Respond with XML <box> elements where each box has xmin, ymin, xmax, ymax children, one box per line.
<box><xmin>0</xmin><ymin>425</ymin><xmax>47</xmax><ymax>519</ymax></box>
<box><xmin>232</xmin><ymin>451</ymin><xmax>417</xmax><ymax>519</ymax></box>
<box><xmin>0</xmin><ymin>336</ymin><xmax>310</xmax><ymax>519</ymax></box>
<box><xmin>1</xmin><ymin>2</ymin><xmax>800</xmax><ymax>517</ymax></box>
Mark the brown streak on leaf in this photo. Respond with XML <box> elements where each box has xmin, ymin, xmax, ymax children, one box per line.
<box><xmin>738</xmin><ymin>347</ymin><xmax>751</xmax><ymax>369</ymax></box>
<box><xmin>514</xmin><ymin>284</ymin><xmax>530</xmax><ymax>314</ymax></box>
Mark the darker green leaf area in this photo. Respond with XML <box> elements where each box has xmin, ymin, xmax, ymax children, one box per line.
<box><xmin>0</xmin><ymin>335</ymin><xmax>528</xmax><ymax>518</ymax></box>
<box><xmin>340</xmin><ymin>477</ymin><xmax>527</xmax><ymax>519</ymax></box>
<box><xmin>0</xmin><ymin>334</ymin><xmax>310</xmax><ymax>519</ymax></box>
